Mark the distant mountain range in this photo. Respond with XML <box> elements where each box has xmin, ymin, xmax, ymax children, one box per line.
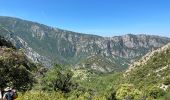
<box><xmin>0</xmin><ymin>16</ymin><xmax>170</xmax><ymax>72</ymax></box>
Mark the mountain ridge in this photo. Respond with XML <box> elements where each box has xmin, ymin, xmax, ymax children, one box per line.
<box><xmin>123</xmin><ymin>41</ymin><xmax>170</xmax><ymax>99</ymax></box>
<box><xmin>0</xmin><ymin>16</ymin><xmax>170</xmax><ymax>72</ymax></box>
<box><xmin>126</xmin><ymin>42</ymin><xmax>170</xmax><ymax>73</ymax></box>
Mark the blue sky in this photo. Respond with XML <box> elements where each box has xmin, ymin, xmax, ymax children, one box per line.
<box><xmin>0</xmin><ymin>0</ymin><xmax>170</xmax><ymax>37</ymax></box>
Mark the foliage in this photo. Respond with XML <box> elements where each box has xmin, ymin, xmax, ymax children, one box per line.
<box><xmin>0</xmin><ymin>35</ymin><xmax>15</xmax><ymax>49</ymax></box>
<box><xmin>116</xmin><ymin>84</ymin><xmax>141</xmax><ymax>100</ymax></box>
<box><xmin>147</xmin><ymin>86</ymin><xmax>165</xmax><ymax>99</ymax></box>
<box><xmin>77</xmin><ymin>55</ymin><xmax>129</xmax><ymax>73</ymax></box>
<box><xmin>72</xmin><ymin>69</ymin><xmax>123</xmax><ymax>99</ymax></box>
<box><xmin>17</xmin><ymin>91</ymin><xmax>65</xmax><ymax>100</ymax></box>
<box><xmin>0</xmin><ymin>47</ymin><xmax>36</xmax><ymax>91</ymax></box>
<box><xmin>1</xmin><ymin>29</ymin><xmax>170</xmax><ymax>99</ymax></box>
<box><xmin>159</xmin><ymin>90</ymin><xmax>170</xmax><ymax>100</ymax></box>
<box><xmin>124</xmin><ymin>47</ymin><xmax>170</xmax><ymax>99</ymax></box>
<box><xmin>42</xmin><ymin>64</ymin><xmax>77</xmax><ymax>92</ymax></box>
<box><xmin>163</xmin><ymin>77</ymin><xmax>170</xmax><ymax>85</ymax></box>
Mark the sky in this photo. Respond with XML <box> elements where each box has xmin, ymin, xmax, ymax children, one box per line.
<box><xmin>0</xmin><ymin>0</ymin><xmax>170</xmax><ymax>37</ymax></box>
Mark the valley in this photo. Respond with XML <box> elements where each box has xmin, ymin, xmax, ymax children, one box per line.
<box><xmin>0</xmin><ymin>16</ymin><xmax>170</xmax><ymax>100</ymax></box>
<box><xmin>0</xmin><ymin>16</ymin><xmax>170</xmax><ymax>72</ymax></box>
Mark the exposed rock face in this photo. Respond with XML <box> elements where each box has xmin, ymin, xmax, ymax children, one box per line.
<box><xmin>0</xmin><ymin>26</ymin><xmax>51</xmax><ymax>67</ymax></box>
<box><xmin>126</xmin><ymin>42</ymin><xmax>170</xmax><ymax>73</ymax></box>
<box><xmin>16</xmin><ymin>36</ymin><xmax>51</xmax><ymax>67</ymax></box>
<box><xmin>0</xmin><ymin>16</ymin><xmax>170</xmax><ymax>72</ymax></box>
<box><xmin>124</xmin><ymin>41</ymin><xmax>170</xmax><ymax>91</ymax></box>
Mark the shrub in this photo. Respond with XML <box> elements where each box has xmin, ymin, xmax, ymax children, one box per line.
<box><xmin>163</xmin><ymin>77</ymin><xmax>170</xmax><ymax>85</ymax></box>
<box><xmin>17</xmin><ymin>91</ymin><xmax>65</xmax><ymax>100</ymax></box>
<box><xmin>42</xmin><ymin>64</ymin><xmax>77</xmax><ymax>93</ymax></box>
<box><xmin>0</xmin><ymin>48</ymin><xmax>35</xmax><ymax>91</ymax></box>
<box><xmin>116</xmin><ymin>84</ymin><xmax>141</xmax><ymax>100</ymax></box>
<box><xmin>148</xmin><ymin>86</ymin><xmax>165</xmax><ymax>99</ymax></box>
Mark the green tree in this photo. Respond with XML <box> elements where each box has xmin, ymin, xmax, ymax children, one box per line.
<box><xmin>42</xmin><ymin>64</ymin><xmax>77</xmax><ymax>93</ymax></box>
<box><xmin>148</xmin><ymin>86</ymin><xmax>165</xmax><ymax>99</ymax></box>
<box><xmin>116</xmin><ymin>84</ymin><xmax>141</xmax><ymax>100</ymax></box>
<box><xmin>0</xmin><ymin>48</ymin><xmax>35</xmax><ymax>91</ymax></box>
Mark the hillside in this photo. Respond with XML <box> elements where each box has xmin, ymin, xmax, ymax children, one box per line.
<box><xmin>0</xmin><ymin>36</ymin><xmax>38</xmax><ymax>91</ymax></box>
<box><xmin>123</xmin><ymin>42</ymin><xmax>170</xmax><ymax>99</ymax></box>
<box><xmin>75</xmin><ymin>54</ymin><xmax>128</xmax><ymax>72</ymax></box>
<box><xmin>1</xmin><ymin>33</ymin><xmax>170</xmax><ymax>99</ymax></box>
<box><xmin>0</xmin><ymin>16</ymin><xmax>170</xmax><ymax>72</ymax></box>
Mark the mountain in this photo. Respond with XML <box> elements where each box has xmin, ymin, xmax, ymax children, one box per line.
<box><xmin>126</xmin><ymin>42</ymin><xmax>170</xmax><ymax>74</ymax></box>
<box><xmin>0</xmin><ymin>16</ymin><xmax>170</xmax><ymax>72</ymax></box>
<box><xmin>124</xmin><ymin>42</ymin><xmax>170</xmax><ymax>98</ymax></box>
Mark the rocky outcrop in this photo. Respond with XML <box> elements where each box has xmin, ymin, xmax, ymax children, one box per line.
<box><xmin>0</xmin><ymin>26</ymin><xmax>51</xmax><ymax>67</ymax></box>
<box><xmin>16</xmin><ymin>36</ymin><xmax>51</xmax><ymax>67</ymax></box>
<box><xmin>124</xmin><ymin>41</ymin><xmax>170</xmax><ymax>91</ymax></box>
<box><xmin>0</xmin><ymin>16</ymin><xmax>170</xmax><ymax>72</ymax></box>
<box><xmin>126</xmin><ymin>42</ymin><xmax>170</xmax><ymax>73</ymax></box>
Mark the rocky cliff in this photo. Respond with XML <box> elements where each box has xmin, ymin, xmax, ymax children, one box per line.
<box><xmin>124</xmin><ymin>42</ymin><xmax>170</xmax><ymax>92</ymax></box>
<box><xmin>0</xmin><ymin>16</ymin><xmax>170</xmax><ymax>72</ymax></box>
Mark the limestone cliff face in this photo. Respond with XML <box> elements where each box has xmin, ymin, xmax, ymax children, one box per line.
<box><xmin>126</xmin><ymin>42</ymin><xmax>170</xmax><ymax>73</ymax></box>
<box><xmin>74</xmin><ymin>34</ymin><xmax>170</xmax><ymax>72</ymax></box>
<box><xmin>0</xmin><ymin>16</ymin><xmax>169</xmax><ymax>72</ymax></box>
<box><xmin>0</xmin><ymin>26</ymin><xmax>51</xmax><ymax>67</ymax></box>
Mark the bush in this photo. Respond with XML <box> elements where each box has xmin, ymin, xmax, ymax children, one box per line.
<box><xmin>17</xmin><ymin>91</ymin><xmax>65</xmax><ymax>100</ymax></box>
<box><xmin>116</xmin><ymin>84</ymin><xmax>141</xmax><ymax>100</ymax></box>
<box><xmin>0</xmin><ymin>48</ymin><xmax>35</xmax><ymax>91</ymax></box>
<box><xmin>148</xmin><ymin>86</ymin><xmax>165</xmax><ymax>99</ymax></box>
<box><xmin>42</xmin><ymin>64</ymin><xmax>77</xmax><ymax>93</ymax></box>
<box><xmin>163</xmin><ymin>77</ymin><xmax>170</xmax><ymax>85</ymax></box>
